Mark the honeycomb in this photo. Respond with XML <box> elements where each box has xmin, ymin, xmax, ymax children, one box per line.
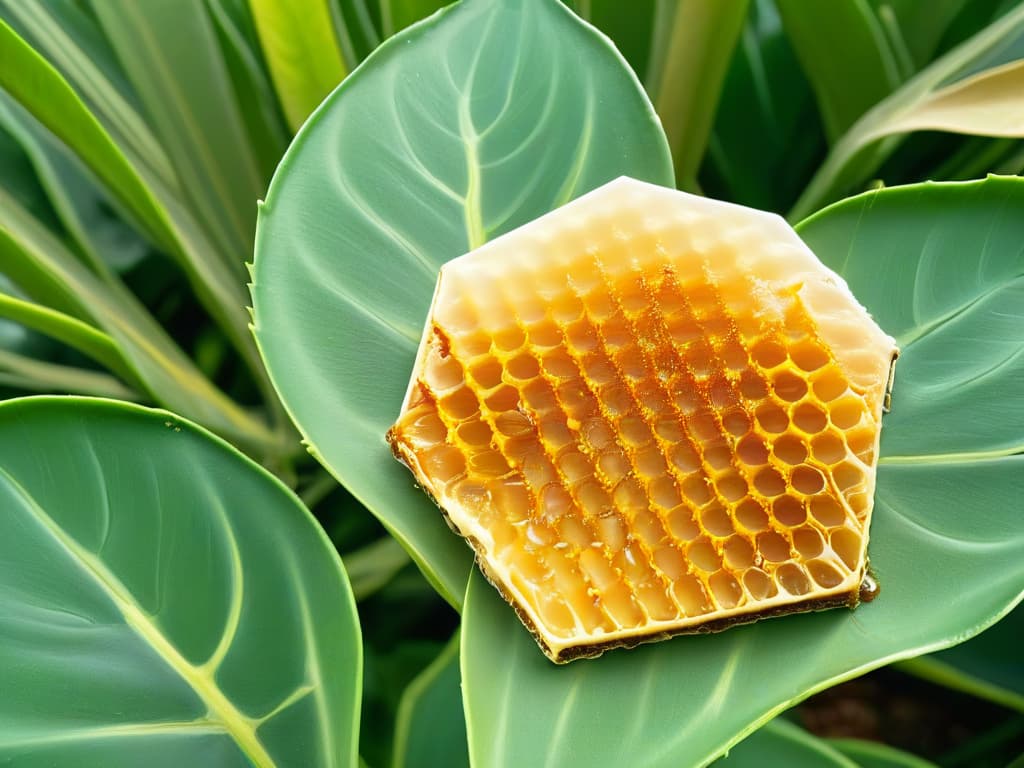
<box><xmin>387</xmin><ymin>177</ymin><xmax>898</xmax><ymax>663</ymax></box>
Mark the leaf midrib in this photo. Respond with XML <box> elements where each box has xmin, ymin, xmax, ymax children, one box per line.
<box><xmin>0</xmin><ymin>467</ymin><xmax>277</xmax><ymax>768</ymax></box>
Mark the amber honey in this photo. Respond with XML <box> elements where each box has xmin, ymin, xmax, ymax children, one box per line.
<box><xmin>388</xmin><ymin>178</ymin><xmax>897</xmax><ymax>662</ymax></box>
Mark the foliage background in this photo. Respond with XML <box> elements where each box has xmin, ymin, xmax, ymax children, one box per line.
<box><xmin>0</xmin><ymin>0</ymin><xmax>1022</xmax><ymax>766</ymax></box>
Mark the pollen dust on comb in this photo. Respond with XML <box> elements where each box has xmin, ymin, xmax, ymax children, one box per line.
<box><xmin>387</xmin><ymin>177</ymin><xmax>898</xmax><ymax>663</ymax></box>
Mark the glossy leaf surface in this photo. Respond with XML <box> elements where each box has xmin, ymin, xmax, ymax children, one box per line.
<box><xmin>0</xmin><ymin>397</ymin><xmax>361</xmax><ymax>767</ymax></box>
<box><xmin>461</xmin><ymin>177</ymin><xmax>1024</xmax><ymax>767</ymax></box>
<box><xmin>252</xmin><ymin>0</ymin><xmax>673</xmax><ymax>604</ymax></box>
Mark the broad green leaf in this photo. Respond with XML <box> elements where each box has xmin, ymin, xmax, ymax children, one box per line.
<box><xmin>776</xmin><ymin>0</ymin><xmax>903</xmax><ymax>141</ymax></box>
<box><xmin>0</xmin><ymin>396</ymin><xmax>361</xmax><ymax>767</ymax></box>
<box><xmin>0</xmin><ymin>291</ymin><xmax>138</xmax><ymax>387</ymax></box>
<box><xmin>0</xmin><ymin>349</ymin><xmax>137</xmax><ymax>400</ymax></box>
<box><xmin>393</xmin><ymin>634</ymin><xmax>468</xmax><ymax>768</ymax></box>
<box><xmin>461</xmin><ymin>177</ymin><xmax>1024</xmax><ymax>768</ymax></box>
<box><xmin>702</xmin><ymin>0</ymin><xmax>825</xmax><ymax>212</ymax></box>
<box><xmin>898</xmin><ymin>603</ymin><xmax>1024</xmax><ymax>712</ymax></box>
<box><xmin>830</xmin><ymin>738</ymin><xmax>939</xmax><ymax>768</ymax></box>
<box><xmin>790</xmin><ymin>3</ymin><xmax>1024</xmax><ymax>220</ymax></box>
<box><xmin>644</xmin><ymin>0</ymin><xmax>749</xmax><ymax>191</ymax></box>
<box><xmin>249</xmin><ymin>0</ymin><xmax>348</xmax><ymax>132</ymax></box>
<box><xmin>719</xmin><ymin>719</ymin><xmax>859</xmax><ymax>767</ymax></box>
<box><xmin>252</xmin><ymin>0</ymin><xmax>673</xmax><ymax>605</ymax></box>
<box><xmin>0</xmin><ymin>188</ymin><xmax>280</xmax><ymax>454</ymax></box>
<box><xmin>92</xmin><ymin>0</ymin><xmax>265</xmax><ymax>259</ymax></box>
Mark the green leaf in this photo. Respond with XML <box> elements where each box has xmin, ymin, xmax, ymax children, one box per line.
<box><xmin>461</xmin><ymin>177</ymin><xmax>1024</xmax><ymax>768</ymax></box>
<box><xmin>0</xmin><ymin>188</ymin><xmax>280</xmax><ymax>454</ymax></box>
<box><xmin>92</xmin><ymin>0</ymin><xmax>266</xmax><ymax>259</ymax></box>
<box><xmin>571</xmin><ymin>0</ymin><xmax>657</xmax><ymax>81</ymax></box>
<box><xmin>0</xmin><ymin>92</ymin><xmax>149</xmax><ymax>277</ymax></box>
<box><xmin>872</xmin><ymin>0</ymin><xmax>976</xmax><ymax>68</ymax></box>
<box><xmin>898</xmin><ymin>603</ymin><xmax>1024</xmax><ymax>712</ymax></box>
<box><xmin>830</xmin><ymin>738</ymin><xmax>939</xmax><ymax>768</ymax></box>
<box><xmin>205</xmin><ymin>0</ymin><xmax>290</xmax><ymax>182</ymax></box>
<box><xmin>252</xmin><ymin>0</ymin><xmax>673</xmax><ymax>605</ymax></box>
<box><xmin>789</xmin><ymin>3</ymin><xmax>1024</xmax><ymax>220</ymax></box>
<box><xmin>719</xmin><ymin>719</ymin><xmax>859</xmax><ymax>767</ymax></box>
<box><xmin>0</xmin><ymin>349</ymin><xmax>138</xmax><ymax>400</ymax></box>
<box><xmin>379</xmin><ymin>0</ymin><xmax>448</xmax><ymax>39</ymax></box>
<box><xmin>249</xmin><ymin>0</ymin><xmax>348</xmax><ymax>132</ymax></box>
<box><xmin>776</xmin><ymin>0</ymin><xmax>903</xmax><ymax>141</ymax></box>
<box><xmin>701</xmin><ymin>0</ymin><xmax>825</xmax><ymax>212</ymax></box>
<box><xmin>0</xmin><ymin>15</ymin><xmax>179</xmax><ymax>255</ymax></box>
<box><xmin>0</xmin><ymin>396</ymin><xmax>361</xmax><ymax>767</ymax></box>
<box><xmin>393</xmin><ymin>634</ymin><xmax>468</xmax><ymax>768</ymax></box>
<box><xmin>0</xmin><ymin>290</ymin><xmax>139</xmax><ymax>387</ymax></box>
<box><xmin>644</xmin><ymin>0</ymin><xmax>749</xmax><ymax>191</ymax></box>
<box><xmin>0</xmin><ymin>0</ymin><xmax>177</xmax><ymax>188</ymax></box>
<box><xmin>344</xmin><ymin>536</ymin><xmax>412</xmax><ymax>601</ymax></box>
<box><xmin>333</xmin><ymin>0</ymin><xmax>383</xmax><ymax>65</ymax></box>
<box><xmin>0</xmin><ymin>12</ymin><xmax>265</xmax><ymax>390</ymax></box>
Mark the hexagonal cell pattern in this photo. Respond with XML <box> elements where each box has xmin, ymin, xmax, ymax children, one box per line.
<box><xmin>388</xmin><ymin>177</ymin><xmax>898</xmax><ymax>663</ymax></box>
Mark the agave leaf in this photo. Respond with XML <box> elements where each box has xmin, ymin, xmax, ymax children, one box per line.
<box><xmin>205</xmin><ymin>0</ymin><xmax>290</xmax><ymax>181</ymax></box>
<box><xmin>702</xmin><ymin>0</ymin><xmax>824</xmax><ymax>212</ymax></box>
<box><xmin>92</xmin><ymin>0</ymin><xmax>266</xmax><ymax>259</ymax></box>
<box><xmin>0</xmin><ymin>16</ymin><xmax>180</xmax><ymax>256</ymax></box>
<box><xmin>776</xmin><ymin>0</ymin><xmax>904</xmax><ymax>141</ymax></box>
<box><xmin>0</xmin><ymin>291</ymin><xmax>138</xmax><ymax>387</ymax></box>
<box><xmin>790</xmin><ymin>2</ymin><xmax>1024</xmax><ymax>220</ymax></box>
<box><xmin>249</xmin><ymin>0</ymin><xmax>348</xmax><ymax>132</ymax></box>
<box><xmin>252</xmin><ymin>0</ymin><xmax>673</xmax><ymax>604</ymax></box>
<box><xmin>644</xmin><ymin>0</ymin><xmax>749</xmax><ymax>191</ymax></box>
<box><xmin>0</xmin><ymin>0</ymin><xmax>177</xmax><ymax>188</ymax></box>
<box><xmin>0</xmin><ymin>349</ymin><xmax>138</xmax><ymax>400</ymax></box>
<box><xmin>571</xmin><ymin>0</ymin><xmax>657</xmax><ymax>80</ymax></box>
<box><xmin>0</xmin><ymin>92</ymin><xmax>149</xmax><ymax>277</ymax></box>
<box><xmin>0</xmin><ymin>397</ymin><xmax>361</xmax><ymax>767</ymax></box>
<box><xmin>0</xmin><ymin>15</ymin><xmax>266</xmax><ymax>391</ymax></box>
<box><xmin>460</xmin><ymin>177</ymin><xmax>1024</xmax><ymax>768</ymax></box>
<box><xmin>0</xmin><ymin>189</ymin><xmax>279</xmax><ymax>453</ymax></box>
<box><xmin>878</xmin><ymin>59</ymin><xmax>1024</xmax><ymax>137</ymax></box>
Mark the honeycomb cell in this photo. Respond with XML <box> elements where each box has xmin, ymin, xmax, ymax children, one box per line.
<box><xmin>387</xmin><ymin>177</ymin><xmax>897</xmax><ymax>663</ymax></box>
<box><xmin>773</xmin><ymin>495</ymin><xmax>806</xmax><ymax>527</ymax></box>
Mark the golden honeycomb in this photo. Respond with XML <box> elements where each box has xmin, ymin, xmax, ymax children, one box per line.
<box><xmin>387</xmin><ymin>177</ymin><xmax>898</xmax><ymax>663</ymax></box>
